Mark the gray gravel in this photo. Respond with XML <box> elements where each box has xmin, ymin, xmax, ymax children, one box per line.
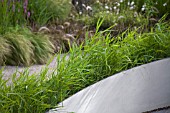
<box><xmin>0</xmin><ymin>54</ymin><xmax>69</xmax><ymax>84</ymax></box>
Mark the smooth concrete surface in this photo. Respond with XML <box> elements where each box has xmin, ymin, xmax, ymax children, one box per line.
<box><xmin>48</xmin><ymin>58</ymin><xmax>170</xmax><ymax>113</ymax></box>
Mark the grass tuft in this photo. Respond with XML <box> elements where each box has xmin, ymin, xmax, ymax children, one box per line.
<box><xmin>4</xmin><ymin>32</ymin><xmax>34</xmax><ymax>66</ymax></box>
<box><xmin>1</xmin><ymin>27</ymin><xmax>55</xmax><ymax>66</ymax></box>
<box><xmin>0</xmin><ymin>36</ymin><xmax>11</xmax><ymax>65</ymax></box>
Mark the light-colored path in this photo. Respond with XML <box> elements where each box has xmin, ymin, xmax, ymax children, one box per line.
<box><xmin>48</xmin><ymin>58</ymin><xmax>170</xmax><ymax>113</ymax></box>
<box><xmin>0</xmin><ymin>54</ymin><xmax>69</xmax><ymax>82</ymax></box>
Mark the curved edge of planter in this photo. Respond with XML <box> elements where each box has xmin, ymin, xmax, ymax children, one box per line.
<box><xmin>47</xmin><ymin>58</ymin><xmax>170</xmax><ymax>113</ymax></box>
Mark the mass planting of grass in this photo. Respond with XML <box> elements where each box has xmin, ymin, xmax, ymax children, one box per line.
<box><xmin>0</xmin><ymin>0</ymin><xmax>170</xmax><ymax>112</ymax></box>
<box><xmin>0</xmin><ymin>19</ymin><xmax>170</xmax><ymax>112</ymax></box>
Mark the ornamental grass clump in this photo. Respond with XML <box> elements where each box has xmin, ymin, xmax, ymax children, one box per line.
<box><xmin>1</xmin><ymin>27</ymin><xmax>55</xmax><ymax>66</ymax></box>
<box><xmin>0</xmin><ymin>36</ymin><xmax>11</xmax><ymax>65</ymax></box>
<box><xmin>3</xmin><ymin>31</ymin><xmax>34</xmax><ymax>66</ymax></box>
<box><xmin>29</xmin><ymin>34</ymin><xmax>55</xmax><ymax>64</ymax></box>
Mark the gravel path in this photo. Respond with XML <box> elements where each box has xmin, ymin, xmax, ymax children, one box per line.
<box><xmin>0</xmin><ymin>54</ymin><xmax>69</xmax><ymax>83</ymax></box>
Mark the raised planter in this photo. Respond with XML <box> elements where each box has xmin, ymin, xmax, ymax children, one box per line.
<box><xmin>48</xmin><ymin>58</ymin><xmax>170</xmax><ymax>113</ymax></box>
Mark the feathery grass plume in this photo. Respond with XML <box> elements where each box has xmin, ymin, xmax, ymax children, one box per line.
<box><xmin>3</xmin><ymin>32</ymin><xmax>34</xmax><ymax>66</ymax></box>
<box><xmin>1</xmin><ymin>27</ymin><xmax>55</xmax><ymax>65</ymax></box>
<box><xmin>31</xmin><ymin>34</ymin><xmax>55</xmax><ymax>64</ymax></box>
<box><xmin>0</xmin><ymin>35</ymin><xmax>11</xmax><ymax>65</ymax></box>
<box><xmin>14</xmin><ymin>27</ymin><xmax>55</xmax><ymax>65</ymax></box>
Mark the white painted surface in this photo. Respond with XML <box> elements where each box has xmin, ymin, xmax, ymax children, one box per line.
<box><xmin>48</xmin><ymin>58</ymin><xmax>170</xmax><ymax>113</ymax></box>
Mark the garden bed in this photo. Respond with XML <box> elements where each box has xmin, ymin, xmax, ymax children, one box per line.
<box><xmin>0</xmin><ymin>0</ymin><xmax>170</xmax><ymax>113</ymax></box>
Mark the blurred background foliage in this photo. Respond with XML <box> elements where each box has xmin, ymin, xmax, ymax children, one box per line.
<box><xmin>0</xmin><ymin>0</ymin><xmax>72</xmax><ymax>34</ymax></box>
<box><xmin>0</xmin><ymin>0</ymin><xmax>170</xmax><ymax>66</ymax></box>
<box><xmin>27</xmin><ymin>0</ymin><xmax>71</xmax><ymax>26</ymax></box>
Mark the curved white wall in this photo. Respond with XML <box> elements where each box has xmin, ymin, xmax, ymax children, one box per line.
<box><xmin>48</xmin><ymin>58</ymin><xmax>170</xmax><ymax>113</ymax></box>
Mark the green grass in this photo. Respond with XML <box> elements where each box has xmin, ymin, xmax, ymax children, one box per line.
<box><xmin>0</xmin><ymin>19</ymin><xmax>170</xmax><ymax>113</ymax></box>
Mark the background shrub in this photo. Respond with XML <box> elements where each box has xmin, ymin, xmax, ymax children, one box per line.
<box><xmin>27</xmin><ymin>0</ymin><xmax>72</xmax><ymax>26</ymax></box>
<box><xmin>0</xmin><ymin>0</ymin><xmax>26</xmax><ymax>34</ymax></box>
<box><xmin>118</xmin><ymin>0</ymin><xmax>170</xmax><ymax>18</ymax></box>
<box><xmin>0</xmin><ymin>0</ymin><xmax>72</xmax><ymax>34</ymax></box>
